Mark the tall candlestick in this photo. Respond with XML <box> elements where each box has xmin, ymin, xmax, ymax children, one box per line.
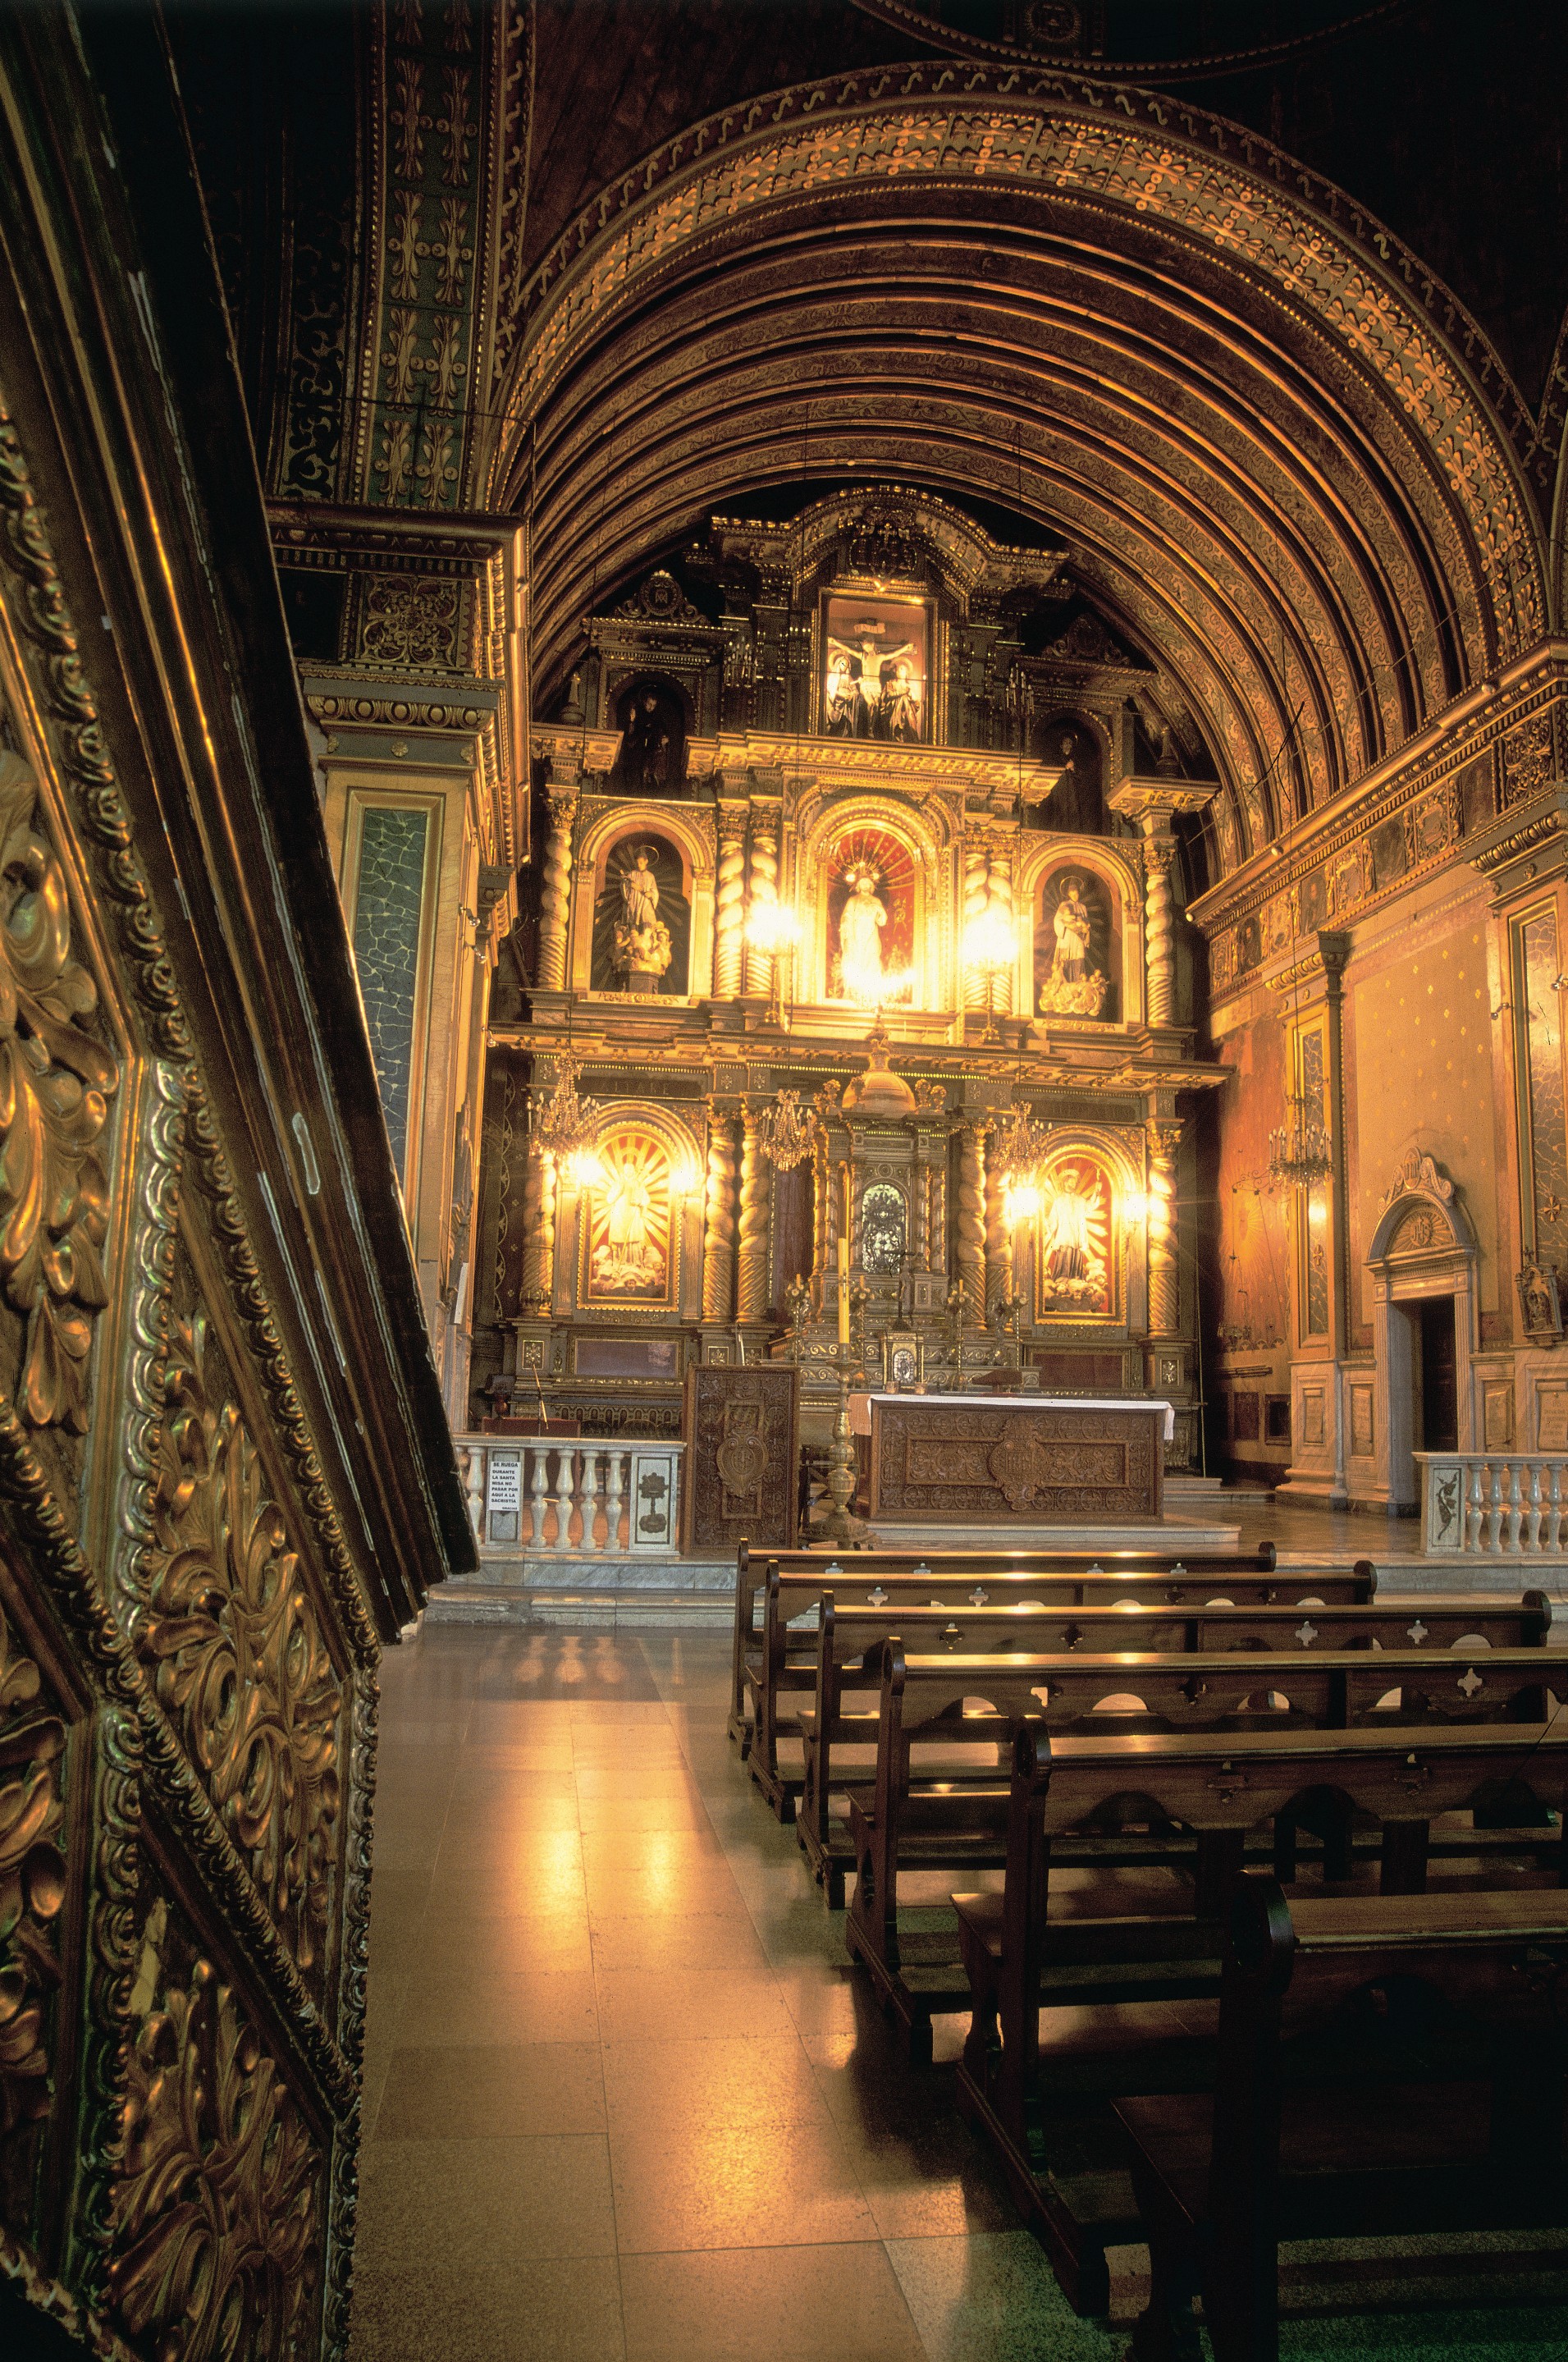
<box><xmin>838</xmin><ymin>1275</ymin><xmax>851</xmax><ymax>1345</ymax></box>
<box><xmin>838</xmin><ymin>1231</ymin><xmax>850</xmax><ymax>1278</ymax></box>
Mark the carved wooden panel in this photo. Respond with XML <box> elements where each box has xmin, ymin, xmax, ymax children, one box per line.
<box><xmin>867</xmin><ymin>1400</ymin><xmax>1163</xmax><ymax>1522</ymax></box>
<box><xmin>680</xmin><ymin>1364</ymin><xmax>798</xmax><ymax>1549</ymax></box>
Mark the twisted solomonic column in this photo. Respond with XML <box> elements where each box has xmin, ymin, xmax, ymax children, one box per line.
<box><xmin>744</xmin><ymin>822</ymin><xmax>779</xmax><ymax>996</ymax></box>
<box><xmin>537</xmin><ymin>789</ymin><xmax>577</xmax><ymax>990</ymax></box>
<box><xmin>957</xmin><ymin>1120</ymin><xmax>987</xmax><ymax>1317</ymax></box>
<box><xmin>736</xmin><ymin>1101</ymin><xmax>772</xmax><ymax>1323</ymax></box>
<box><xmin>713</xmin><ymin>808</ymin><xmax>747</xmax><ymax>1000</ymax></box>
<box><xmin>1142</xmin><ymin>831</ymin><xmax>1177</xmax><ymax>1026</ymax></box>
<box><xmin>962</xmin><ymin>840</ymin><xmax>990</xmax><ymax>1011</ymax></box>
<box><xmin>1146</xmin><ymin>1121</ymin><xmax>1182</xmax><ymax>1338</ymax></box>
<box><xmin>987</xmin><ymin>852</ymin><xmax>1015</xmax><ymax>1017</ymax></box>
<box><xmin>702</xmin><ymin>1112</ymin><xmax>738</xmax><ymax>1323</ymax></box>
<box><xmin>525</xmin><ymin>1148</ymin><xmax>557</xmax><ymax>1308</ymax></box>
<box><xmin>984</xmin><ymin>1139</ymin><xmax>1013</xmax><ymax>1316</ymax></box>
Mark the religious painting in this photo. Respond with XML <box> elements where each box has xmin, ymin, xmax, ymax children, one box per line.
<box><xmin>821</xmin><ymin>594</ymin><xmax>930</xmax><ymax>744</ymax></box>
<box><xmin>1034</xmin><ymin>1152</ymin><xmax>1116</xmax><ymax>1321</ymax></box>
<box><xmin>584</xmin><ymin>1129</ymin><xmax>672</xmax><ymax>1302</ymax></box>
<box><xmin>825</xmin><ymin>828</ymin><xmax>917</xmax><ymax>1005</ymax></box>
<box><xmin>611</xmin><ymin>675</ymin><xmax>686</xmax><ymax>794</ymax></box>
<box><xmin>1035</xmin><ymin>865</ymin><xmax>1117</xmax><ymax>1021</ymax></box>
<box><xmin>591</xmin><ymin>834</ymin><xmax>691</xmax><ymax>996</ymax></box>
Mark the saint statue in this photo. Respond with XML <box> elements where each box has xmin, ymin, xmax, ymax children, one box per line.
<box><xmin>620</xmin><ymin>692</ymin><xmax>673</xmax><ymax>792</ymax></box>
<box><xmin>1038</xmin><ymin>872</ymin><xmax>1109</xmax><ymax>1018</ymax></box>
<box><xmin>593</xmin><ymin>1148</ymin><xmax>665</xmax><ymax>1290</ymax></box>
<box><xmin>1041</xmin><ymin>1167</ymin><xmax>1094</xmax><ymax>1284</ymax></box>
<box><xmin>874</xmin><ymin>657</ymin><xmax>921</xmax><ymax>744</ymax></box>
<box><xmin>824</xmin><ymin>654</ymin><xmax>866</xmax><ymax>738</ymax></box>
<box><xmin>610</xmin><ymin>846</ymin><xmax>674</xmax><ymax>986</ymax></box>
<box><xmin>836</xmin><ymin>866</ymin><xmax>889</xmax><ymax>999</ymax></box>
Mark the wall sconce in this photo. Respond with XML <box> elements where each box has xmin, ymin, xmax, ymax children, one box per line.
<box><xmin>744</xmin><ymin>900</ymin><xmax>802</xmax><ymax>1028</ymax></box>
<box><xmin>962</xmin><ymin>907</ymin><xmax>1017</xmax><ymax>1045</ymax></box>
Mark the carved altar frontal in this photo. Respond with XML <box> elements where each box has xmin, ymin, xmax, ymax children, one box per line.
<box><xmin>868</xmin><ymin>1398</ymin><xmax>1164</xmax><ymax>1522</ymax></box>
<box><xmin>681</xmin><ymin>1362</ymin><xmax>799</xmax><ymax>1549</ymax></box>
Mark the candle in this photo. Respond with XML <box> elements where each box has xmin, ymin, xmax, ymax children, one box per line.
<box><xmin>839</xmin><ymin>1274</ymin><xmax>852</xmax><ymax>1347</ymax></box>
<box><xmin>838</xmin><ymin>1231</ymin><xmax>850</xmax><ymax>1278</ymax></box>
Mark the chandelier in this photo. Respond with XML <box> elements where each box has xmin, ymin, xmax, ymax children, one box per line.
<box><xmin>1267</xmin><ymin>1091</ymin><xmax>1333</xmax><ymax>1190</ymax></box>
<box><xmin>756</xmin><ymin>1088</ymin><xmax>815</xmax><ymax>1171</ymax></box>
<box><xmin>990</xmin><ymin>1101</ymin><xmax>1052</xmax><ymax>1211</ymax></box>
<box><xmin>529</xmin><ymin>1052</ymin><xmax>601</xmax><ymax>1182</ymax></box>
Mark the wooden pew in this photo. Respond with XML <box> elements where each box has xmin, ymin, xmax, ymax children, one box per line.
<box><xmin>848</xmin><ymin>1647</ymin><xmax>1568</xmax><ymax>2023</ymax></box>
<box><xmin>728</xmin><ymin>1539</ymin><xmax>1303</xmax><ymax>1744</ymax></box>
<box><xmin>951</xmin><ymin>1710</ymin><xmax>1568</xmax><ymax>2308</ymax></box>
<box><xmin>739</xmin><ymin>1548</ymin><xmax>1373</xmax><ymax>1776</ymax></box>
<box><xmin>1115</xmin><ymin>1877</ymin><xmax>1568</xmax><ymax>2360</ymax></box>
<box><xmin>791</xmin><ymin>1591</ymin><xmax>1552</xmax><ymax>1890</ymax></box>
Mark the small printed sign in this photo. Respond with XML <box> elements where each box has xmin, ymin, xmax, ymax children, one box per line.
<box><xmin>487</xmin><ymin>1453</ymin><xmax>522</xmax><ymax>1515</ymax></box>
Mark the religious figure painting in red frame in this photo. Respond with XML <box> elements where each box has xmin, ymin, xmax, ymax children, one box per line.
<box><xmin>825</xmin><ymin>828</ymin><xmax>917</xmax><ymax>1005</ymax></box>
<box><xmin>821</xmin><ymin>595</ymin><xmax>930</xmax><ymax>744</ymax></box>
<box><xmin>1035</xmin><ymin>864</ymin><xmax>1118</xmax><ymax>1021</ymax></box>
<box><xmin>1035</xmin><ymin>1152</ymin><xmax>1116</xmax><ymax>1321</ymax></box>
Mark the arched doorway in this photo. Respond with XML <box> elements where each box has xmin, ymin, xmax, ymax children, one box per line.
<box><xmin>1364</xmin><ymin>1152</ymin><xmax>1479</xmax><ymax>1512</ymax></box>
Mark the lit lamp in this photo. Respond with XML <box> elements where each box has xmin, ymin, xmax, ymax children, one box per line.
<box><xmin>744</xmin><ymin>900</ymin><xmax>802</xmax><ymax>1028</ymax></box>
<box><xmin>963</xmin><ymin>906</ymin><xmax>1016</xmax><ymax>1045</ymax></box>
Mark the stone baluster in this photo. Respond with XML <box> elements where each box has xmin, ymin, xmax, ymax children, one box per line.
<box><xmin>962</xmin><ymin>840</ymin><xmax>990</xmax><ymax>1010</ymax></box>
<box><xmin>1486</xmin><ymin>1463</ymin><xmax>1503</xmax><ymax>1553</ymax></box>
<box><xmin>552</xmin><ymin>1447</ymin><xmax>577</xmax><ymax>1551</ymax></box>
<box><xmin>460</xmin><ymin>1444</ymin><xmax>484</xmax><ymax>1541</ymax></box>
<box><xmin>957</xmin><ymin>1120</ymin><xmax>986</xmax><ymax>1317</ymax></box>
<box><xmin>579</xmin><ymin>1449</ymin><xmax>600</xmax><ymax>1552</ymax></box>
<box><xmin>537</xmin><ymin>788</ymin><xmax>578</xmax><ymax>990</ymax></box>
<box><xmin>1551</xmin><ymin>1465</ymin><xmax>1565</xmax><ymax>1554</ymax></box>
<box><xmin>745</xmin><ymin>822</ymin><xmax>779</xmax><ymax>995</ymax></box>
<box><xmin>702</xmin><ymin>1110</ymin><xmax>738</xmax><ymax>1322</ymax></box>
<box><xmin>1146</xmin><ymin>1121</ymin><xmax>1182</xmax><ymax>1338</ymax></box>
<box><xmin>1465</xmin><ymin>1463</ymin><xmax>1485</xmax><ymax>1551</ymax></box>
<box><xmin>525</xmin><ymin>1446</ymin><xmax>548</xmax><ymax>1547</ymax></box>
<box><xmin>737</xmin><ymin>1101</ymin><xmax>772</xmax><ymax>1323</ymax></box>
<box><xmin>713</xmin><ymin>803</ymin><xmax>747</xmax><ymax>999</ymax></box>
<box><xmin>1141</xmin><ymin>829</ymin><xmax>1177</xmax><ymax>1026</ymax></box>
<box><xmin>604</xmin><ymin>1449</ymin><xmax>624</xmax><ymax>1554</ymax></box>
<box><xmin>1506</xmin><ymin>1459</ymin><xmax>1525</xmax><ymax>1551</ymax></box>
<box><xmin>1526</xmin><ymin>1463</ymin><xmax>1543</xmax><ymax>1552</ymax></box>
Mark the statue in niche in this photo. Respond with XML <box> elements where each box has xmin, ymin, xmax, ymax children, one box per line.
<box><xmin>836</xmin><ymin>864</ymin><xmax>889</xmax><ymax>999</ymax></box>
<box><xmin>588</xmin><ymin>1133</ymin><xmax>670</xmax><ymax>1299</ymax></box>
<box><xmin>615</xmin><ymin>680</ymin><xmax>685</xmax><ymax>794</ymax></box>
<box><xmin>1040</xmin><ymin>718</ymin><xmax>1104</xmax><ymax>835</ymax></box>
<box><xmin>613</xmin><ymin>847</ymin><xmax>672</xmax><ymax>986</ymax></box>
<box><xmin>1037</xmin><ymin>869</ymin><xmax>1110</xmax><ymax>1019</ymax></box>
<box><xmin>1038</xmin><ymin>1162</ymin><xmax>1113</xmax><ymax>1316</ymax></box>
<box><xmin>592</xmin><ymin>837</ymin><xmax>690</xmax><ymax>995</ymax></box>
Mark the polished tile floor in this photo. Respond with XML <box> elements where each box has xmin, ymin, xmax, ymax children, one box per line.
<box><xmin>350</xmin><ymin>1602</ymin><xmax>1566</xmax><ymax>2361</ymax></box>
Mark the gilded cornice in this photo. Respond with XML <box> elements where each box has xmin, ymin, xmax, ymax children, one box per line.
<box><xmin>1190</xmin><ymin>643</ymin><xmax>1568</xmax><ymax>950</ymax></box>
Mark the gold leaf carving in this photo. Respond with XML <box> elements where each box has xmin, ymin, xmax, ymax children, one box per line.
<box><xmin>0</xmin><ymin>1597</ymin><xmax>66</xmax><ymax>2185</ymax></box>
<box><xmin>0</xmin><ymin>746</ymin><xmax>117</xmax><ymax>1435</ymax></box>
<box><xmin>144</xmin><ymin>1307</ymin><xmax>342</xmax><ymax>1977</ymax></box>
<box><xmin>112</xmin><ymin>1934</ymin><xmax>321</xmax><ymax>2360</ymax></box>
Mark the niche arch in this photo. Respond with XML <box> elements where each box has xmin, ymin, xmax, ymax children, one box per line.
<box><xmin>797</xmin><ymin>794</ymin><xmax>949</xmax><ymax>1014</ymax></box>
<box><xmin>1364</xmin><ymin>1148</ymin><xmax>1480</xmax><ymax>1511</ymax></box>
<box><xmin>572</xmin><ymin>806</ymin><xmax>715</xmax><ymax>1000</ymax></box>
<box><xmin>1014</xmin><ymin>836</ymin><xmax>1144</xmax><ymax>1029</ymax></box>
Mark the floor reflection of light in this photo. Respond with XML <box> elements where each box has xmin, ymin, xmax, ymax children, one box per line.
<box><xmin>557</xmin><ymin>1636</ymin><xmax>585</xmax><ymax>1686</ymax></box>
<box><xmin>515</xmin><ymin>1637</ymin><xmax>546</xmax><ymax>1687</ymax></box>
<box><xmin>533</xmin><ymin>1827</ymin><xmax>585</xmax><ymax>1905</ymax></box>
<box><xmin>592</xmin><ymin>1636</ymin><xmax>627</xmax><ymax>1685</ymax></box>
<box><xmin>632</xmin><ymin>1829</ymin><xmax>687</xmax><ymax>1906</ymax></box>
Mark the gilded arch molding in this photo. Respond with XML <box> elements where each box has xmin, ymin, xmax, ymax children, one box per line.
<box><xmin>499</xmin><ymin>79</ymin><xmax>1544</xmax><ymax>657</ymax></box>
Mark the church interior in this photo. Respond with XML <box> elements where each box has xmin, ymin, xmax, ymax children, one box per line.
<box><xmin>3</xmin><ymin>1</ymin><xmax>1568</xmax><ymax>2355</ymax></box>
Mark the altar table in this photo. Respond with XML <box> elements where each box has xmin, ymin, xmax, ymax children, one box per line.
<box><xmin>848</xmin><ymin>1394</ymin><xmax>1174</xmax><ymax>1524</ymax></box>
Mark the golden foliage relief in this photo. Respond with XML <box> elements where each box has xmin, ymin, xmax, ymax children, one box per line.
<box><xmin>0</xmin><ymin>1592</ymin><xmax>66</xmax><ymax>2233</ymax></box>
<box><xmin>112</xmin><ymin>1903</ymin><xmax>322</xmax><ymax>2362</ymax></box>
<box><xmin>0</xmin><ymin>744</ymin><xmax>117</xmax><ymax>1435</ymax></box>
<box><xmin>142</xmin><ymin>1302</ymin><xmax>342</xmax><ymax>1984</ymax></box>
